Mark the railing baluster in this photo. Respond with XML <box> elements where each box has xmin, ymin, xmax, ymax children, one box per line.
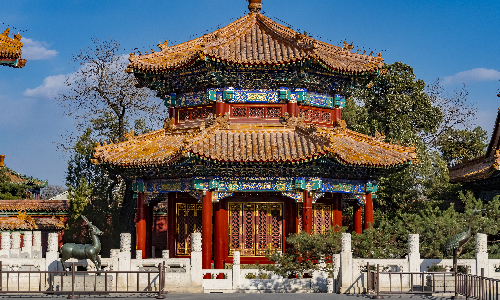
<box><xmin>136</xmin><ymin>271</ymin><xmax>139</xmax><ymax>292</ymax></box>
<box><xmin>433</xmin><ymin>273</ymin><xmax>435</xmax><ymax>293</ymax></box>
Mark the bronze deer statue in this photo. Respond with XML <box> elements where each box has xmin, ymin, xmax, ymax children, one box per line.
<box><xmin>60</xmin><ymin>215</ymin><xmax>102</xmax><ymax>272</ymax></box>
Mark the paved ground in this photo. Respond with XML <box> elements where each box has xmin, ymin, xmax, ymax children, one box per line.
<box><xmin>0</xmin><ymin>294</ymin><xmax>456</xmax><ymax>300</ymax></box>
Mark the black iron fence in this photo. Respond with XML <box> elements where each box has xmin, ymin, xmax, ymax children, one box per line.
<box><xmin>367</xmin><ymin>263</ymin><xmax>500</xmax><ymax>300</ymax></box>
<box><xmin>0</xmin><ymin>261</ymin><xmax>166</xmax><ymax>299</ymax></box>
<box><xmin>367</xmin><ymin>263</ymin><xmax>458</xmax><ymax>299</ymax></box>
<box><xmin>457</xmin><ymin>268</ymin><xmax>500</xmax><ymax>300</ymax></box>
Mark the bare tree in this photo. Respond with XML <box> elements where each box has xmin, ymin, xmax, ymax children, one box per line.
<box><xmin>57</xmin><ymin>38</ymin><xmax>166</xmax><ymax>240</ymax></box>
<box><xmin>423</xmin><ymin>79</ymin><xmax>477</xmax><ymax>149</ymax></box>
<box><xmin>57</xmin><ymin>38</ymin><xmax>165</xmax><ymax>145</ymax></box>
<box><xmin>41</xmin><ymin>185</ymin><xmax>67</xmax><ymax>199</ymax></box>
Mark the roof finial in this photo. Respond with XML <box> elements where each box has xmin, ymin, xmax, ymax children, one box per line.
<box><xmin>248</xmin><ymin>0</ymin><xmax>262</xmax><ymax>13</ymax></box>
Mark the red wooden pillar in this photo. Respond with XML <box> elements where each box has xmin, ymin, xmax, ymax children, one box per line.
<box><xmin>146</xmin><ymin>202</ymin><xmax>154</xmax><ymax>258</ymax></box>
<box><xmin>353</xmin><ymin>203</ymin><xmax>362</xmax><ymax>234</ymax></box>
<box><xmin>216</xmin><ymin>102</ymin><xmax>226</xmax><ymax>116</ymax></box>
<box><xmin>167</xmin><ymin>194</ymin><xmax>176</xmax><ymax>258</ymax></box>
<box><xmin>303</xmin><ymin>190</ymin><xmax>313</xmax><ymax>234</ymax></box>
<box><xmin>136</xmin><ymin>193</ymin><xmax>147</xmax><ymax>259</ymax></box>
<box><xmin>364</xmin><ymin>193</ymin><xmax>373</xmax><ymax>230</ymax></box>
<box><xmin>287</xmin><ymin>101</ymin><xmax>297</xmax><ymax>117</ymax></box>
<box><xmin>214</xmin><ymin>200</ymin><xmax>228</xmax><ymax>278</ymax></box>
<box><xmin>202</xmin><ymin>191</ymin><xmax>213</xmax><ymax>279</ymax></box>
<box><xmin>332</xmin><ymin>193</ymin><xmax>341</xmax><ymax>230</ymax></box>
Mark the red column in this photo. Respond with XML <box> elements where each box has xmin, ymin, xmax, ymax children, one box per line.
<box><xmin>136</xmin><ymin>193</ymin><xmax>147</xmax><ymax>259</ymax></box>
<box><xmin>214</xmin><ymin>201</ymin><xmax>228</xmax><ymax>278</ymax></box>
<box><xmin>216</xmin><ymin>102</ymin><xmax>225</xmax><ymax>116</ymax></box>
<box><xmin>333</xmin><ymin>193</ymin><xmax>342</xmax><ymax>230</ymax></box>
<box><xmin>146</xmin><ymin>202</ymin><xmax>154</xmax><ymax>258</ymax></box>
<box><xmin>202</xmin><ymin>191</ymin><xmax>213</xmax><ymax>279</ymax></box>
<box><xmin>303</xmin><ymin>191</ymin><xmax>313</xmax><ymax>234</ymax></box>
<box><xmin>353</xmin><ymin>203</ymin><xmax>362</xmax><ymax>234</ymax></box>
<box><xmin>364</xmin><ymin>193</ymin><xmax>373</xmax><ymax>230</ymax></box>
<box><xmin>287</xmin><ymin>101</ymin><xmax>297</xmax><ymax>117</ymax></box>
<box><xmin>167</xmin><ymin>194</ymin><xmax>175</xmax><ymax>258</ymax></box>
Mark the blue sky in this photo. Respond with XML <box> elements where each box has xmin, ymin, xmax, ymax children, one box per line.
<box><xmin>1</xmin><ymin>0</ymin><xmax>499</xmax><ymax>187</ymax></box>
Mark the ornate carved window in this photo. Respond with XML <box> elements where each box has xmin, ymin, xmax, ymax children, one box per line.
<box><xmin>266</xmin><ymin>107</ymin><xmax>281</xmax><ymax>118</ymax></box>
<box><xmin>192</xmin><ymin>109</ymin><xmax>202</xmax><ymax>119</ymax></box>
<box><xmin>232</xmin><ymin>107</ymin><xmax>247</xmax><ymax>117</ymax></box>
<box><xmin>179</xmin><ymin>110</ymin><xmax>190</xmax><ymax>121</ymax></box>
<box><xmin>297</xmin><ymin>203</ymin><xmax>332</xmax><ymax>234</ymax></box>
<box><xmin>229</xmin><ymin>202</ymin><xmax>283</xmax><ymax>256</ymax></box>
<box><xmin>311</xmin><ymin>110</ymin><xmax>321</xmax><ymax>121</ymax></box>
<box><xmin>176</xmin><ymin>203</ymin><xmax>203</xmax><ymax>255</ymax></box>
<box><xmin>321</xmin><ymin>112</ymin><xmax>331</xmax><ymax>123</ymax></box>
<box><xmin>249</xmin><ymin>107</ymin><xmax>265</xmax><ymax>118</ymax></box>
<box><xmin>201</xmin><ymin>108</ymin><xmax>212</xmax><ymax>118</ymax></box>
<box><xmin>300</xmin><ymin>109</ymin><xmax>312</xmax><ymax>120</ymax></box>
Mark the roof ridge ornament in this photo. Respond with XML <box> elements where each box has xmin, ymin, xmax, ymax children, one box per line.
<box><xmin>248</xmin><ymin>0</ymin><xmax>262</xmax><ymax>13</ymax></box>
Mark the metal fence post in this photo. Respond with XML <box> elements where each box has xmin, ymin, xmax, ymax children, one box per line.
<box><xmin>155</xmin><ymin>262</ymin><xmax>165</xmax><ymax>299</ymax></box>
<box><xmin>67</xmin><ymin>262</ymin><xmax>78</xmax><ymax>299</ymax></box>
<box><xmin>372</xmin><ymin>264</ymin><xmax>384</xmax><ymax>299</ymax></box>
<box><xmin>481</xmin><ymin>268</ymin><xmax>485</xmax><ymax>300</ymax></box>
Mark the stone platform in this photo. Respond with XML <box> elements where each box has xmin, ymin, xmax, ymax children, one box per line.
<box><xmin>52</xmin><ymin>274</ymin><xmax>113</xmax><ymax>291</ymax></box>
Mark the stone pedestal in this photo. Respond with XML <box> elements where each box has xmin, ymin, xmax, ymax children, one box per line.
<box><xmin>162</xmin><ymin>250</ymin><xmax>169</xmax><ymax>259</ymax></box>
<box><xmin>32</xmin><ymin>231</ymin><xmax>42</xmax><ymax>258</ymax></box>
<box><xmin>46</xmin><ymin>232</ymin><xmax>60</xmax><ymax>272</ymax></box>
<box><xmin>190</xmin><ymin>233</ymin><xmax>202</xmax><ymax>287</ymax></box>
<box><xmin>110</xmin><ymin>249</ymin><xmax>120</xmax><ymax>271</ymax></box>
<box><xmin>476</xmin><ymin>233</ymin><xmax>488</xmax><ymax>277</ymax></box>
<box><xmin>408</xmin><ymin>234</ymin><xmax>421</xmax><ymax>272</ymax></box>
<box><xmin>53</xmin><ymin>275</ymin><xmax>113</xmax><ymax>291</ymax></box>
<box><xmin>10</xmin><ymin>232</ymin><xmax>21</xmax><ymax>258</ymax></box>
<box><xmin>232</xmin><ymin>251</ymin><xmax>240</xmax><ymax>290</ymax></box>
<box><xmin>21</xmin><ymin>231</ymin><xmax>32</xmax><ymax>258</ymax></box>
<box><xmin>339</xmin><ymin>233</ymin><xmax>352</xmax><ymax>293</ymax></box>
<box><xmin>0</xmin><ymin>231</ymin><xmax>11</xmax><ymax>258</ymax></box>
<box><xmin>118</xmin><ymin>233</ymin><xmax>131</xmax><ymax>287</ymax></box>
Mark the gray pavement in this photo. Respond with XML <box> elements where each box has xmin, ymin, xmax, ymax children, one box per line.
<box><xmin>0</xmin><ymin>294</ymin><xmax>456</xmax><ymax>300</ymax></box>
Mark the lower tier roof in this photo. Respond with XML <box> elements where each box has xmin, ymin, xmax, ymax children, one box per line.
<box><xmin>93</xmin><ymin>114</ymin><xmax>416</xmax><ymax>174</ymax></box>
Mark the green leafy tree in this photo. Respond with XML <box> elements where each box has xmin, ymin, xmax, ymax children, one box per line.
<box><xmin>262</xmin><ymin>228</ymin><xmax>345</xmax><ymax>278</ymax></box>
<box><xmin>437</xmin><ymin>126</ymin><xmax>488</xmax><ymax>165</ymax></box>
<box><xmin>0</xmin><ymin>167</ymin><xmax>33</xmax><ymax>200</ymax></box>
<box><xmin>65</xmin><ymin>126</ymin><xmax>122</xmax><ymax>255</ymax></box>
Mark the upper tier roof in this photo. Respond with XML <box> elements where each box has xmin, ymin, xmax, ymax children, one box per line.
<box><xmin>449</xmin><ymin>107</ymin><xmax>500</xmax><ymax>183</ymax></box>
<box><xmin>0</xmin><ymin>28</ymin><xmax>26</xmax><ymax>68</ymax></box>
<box><xmin>93</xmin><ymin>114</ymin><xmax>415</xmax><ymax>169</ymax></box>
<box><xmin>127</xmin><ymin>12</ymin><xmax>383</xmax><ymax>74</ymax></box>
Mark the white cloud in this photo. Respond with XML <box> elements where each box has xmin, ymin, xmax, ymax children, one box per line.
<box><xmin>23</xmin><ymin>74</ymin><xmax>68</xmax><ymax>99</ymax></box>
<box><xmin>21</xmin><ymin>37</ymin><xmax>58</xmax><ymax>60</ymax></box>
<box><xmin>442</xmin><ymin>68</ymin><xmax>500</xmax><ymax>86</ymax></box>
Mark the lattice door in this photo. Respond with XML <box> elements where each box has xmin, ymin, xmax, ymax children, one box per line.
<box><xmin>297</xmin><ymin>203</ymin><xmax>332</xmax><ymax>234</ymax></box>
<box><xmin>229</xmin><ymin>202</ymin><xmax>283</xmax><ymax>256</ymax></box>
<box><xmin>176</xmin><ymin>203</ymin><xmax>202</xmax><ymax>255</ymax></box>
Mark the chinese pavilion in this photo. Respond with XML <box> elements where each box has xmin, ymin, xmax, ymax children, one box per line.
<box><xmin>93</xmin><ymin>0</ymin><xmax>417</xmax><ymax>269</ymax></box>
<box><xmin>0</xmin><ymin>28</ymin><xmax>26</xmax><ymax>68</ymax></box>
<box><xmin>449</xmin><ymin>97</ymin><xmax>500</xmax><ymax>202</ymax></box>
